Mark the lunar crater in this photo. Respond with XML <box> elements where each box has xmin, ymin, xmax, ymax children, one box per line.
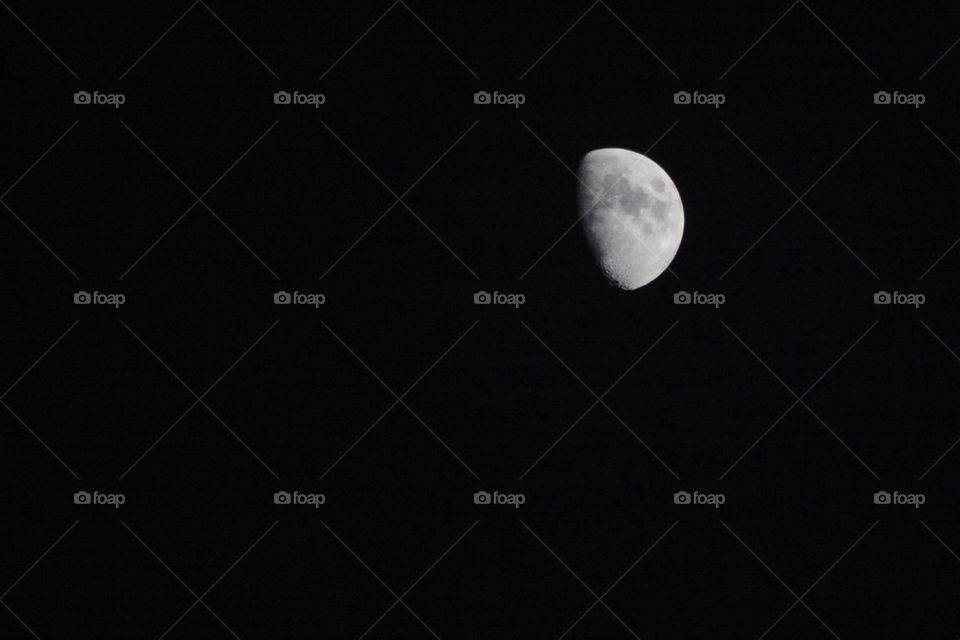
<box><xmin>577</xmin><ymin>148</ymin><xmax>684</xmax><ymax>290</ymax></box>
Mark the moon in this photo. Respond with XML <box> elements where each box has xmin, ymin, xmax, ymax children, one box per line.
<box><xmin>577</xmin><ymin>148</ymin><xmax>684</xmax><ymax>289</ymax></box>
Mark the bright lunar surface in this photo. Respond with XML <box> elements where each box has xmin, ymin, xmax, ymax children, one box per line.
<box><xmin>577</xmin><ymin>148</ymin><xmax>684</xmax><ymax>289</ymax></box>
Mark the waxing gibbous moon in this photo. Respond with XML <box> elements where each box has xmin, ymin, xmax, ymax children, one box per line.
<box><xmin>577</xmin><ymin>148</ymin><xmax>684</xmax><ymax>289</ymax></box>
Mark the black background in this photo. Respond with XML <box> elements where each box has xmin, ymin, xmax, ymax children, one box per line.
<box><xmin>2</xmin><ymin>1</ymin><xmax>960</xmax><ymax>638</ymax></box>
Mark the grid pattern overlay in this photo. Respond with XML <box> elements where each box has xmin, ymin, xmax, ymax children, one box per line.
<box><xmin>2</xmin><ymin>1</ymin><xmax>960</xmax><ymax>637</ymax></box>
